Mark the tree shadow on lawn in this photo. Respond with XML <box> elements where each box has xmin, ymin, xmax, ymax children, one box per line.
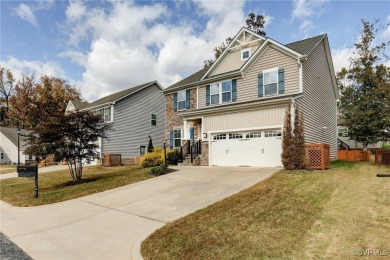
<box><xmin>55</xmin><ymin>178</ymin><xmax>98</xmax><ymax>188</ymax></box>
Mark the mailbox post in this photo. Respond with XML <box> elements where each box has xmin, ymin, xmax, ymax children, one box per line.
<box><xmin>17</xmin><ymin>165</ymin><xmax>39</xmax><ymax>198</ymax></box>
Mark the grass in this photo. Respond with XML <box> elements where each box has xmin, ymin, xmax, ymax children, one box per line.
<box><xmin>141</xmin><ymin>160</ymin><xmax>390</xmax><ymax>260</ymax></box>
<box><xmin>0</xmin><ymin>165</ymin><xmax>17</xmax><ymax>174</ymax></box>
<box><xmin>0</xmin><ymin>165</ymin><xmax>155</xmax><ymax>206</ymax></box>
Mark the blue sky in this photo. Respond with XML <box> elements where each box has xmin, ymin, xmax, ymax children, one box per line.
<box><xmin>1</xmin><ymin>0</ymin><xmax>389</xmax><ymax>101</ymax></box>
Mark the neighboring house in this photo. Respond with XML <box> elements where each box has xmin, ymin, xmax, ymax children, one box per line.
<box><xmin>66</xmin><ymin>81</ymin><xmax>165</xmax><ymax>164</ymax></box>
<box><xmin>337</xmin><ymin>125</ymin><xmax>388</xmax><ymax>149</ymax></box>
<box><xmin>164</xmin><ymin>27</ymin><xmax>338</xmax><ymax>167</ymax></box>
<box><xmin>0</xmin><ymin>127</ymin><xmax>35</xmax><ymax>164</ymax></box>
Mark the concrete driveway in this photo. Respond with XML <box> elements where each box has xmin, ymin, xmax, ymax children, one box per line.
<box><xmin>0</xmin><ymin>166</ymin><xmax>278</xmax><ymax>259</ymax></box>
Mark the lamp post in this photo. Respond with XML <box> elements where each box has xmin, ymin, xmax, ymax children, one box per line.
<box><xmin>17</xmin><ymin>128</ymin><xmax>21</xmax><ymax>165</ymax></box>
<box><xmin>43</xmin><ymin>146</ymin><xmax>47</xmax><ymax>167</ymax></box>
<box><xmin>163</xmin><ymin>139</ymin><xmax>167</xmax><ymax>173</ymax></box>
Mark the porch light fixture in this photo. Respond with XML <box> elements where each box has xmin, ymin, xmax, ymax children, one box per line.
<box><xmin>202</xmin><ymin>133</ymin><xmax>207</xmax><ymax>139</ymax></box>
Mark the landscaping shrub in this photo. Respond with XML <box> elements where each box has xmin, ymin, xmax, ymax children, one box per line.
<box><xmin>150</xmin><ymin>166</ymin><xmax>165</xmax><ymax>175</ymax></box>
<box><xmin>382</xmin><ymin>144</ymin><xmax>390</xmax><ymax>150</ymax></box>
<box><xmin>140</xmin><ymin>148</ymin><xmax>163</xmax><ymax>168</ymax></box>
<box><xmin>166</xmin><ymin>149</ymin><xmax>180</xmax><ymax>165</ymax></box>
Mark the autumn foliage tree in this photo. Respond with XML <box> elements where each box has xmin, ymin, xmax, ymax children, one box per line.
<box><xmin>26</xmin><ymin>111</ymin><xmax>112</xmax><ymax>182</ymax></box>
<box><xmin>7</xmin><ymin>73</ymin><xmax>81</xmax><ymax>129</ymax></box>
<box><xmin>0</xmin><ymin>66</ymin><xmax>15</xmax><ymax>124</ymax></box>
<box><xmin>282</xmin><ymin>103</ymin><xmax>306</xmax><ymax>170</ymax></box>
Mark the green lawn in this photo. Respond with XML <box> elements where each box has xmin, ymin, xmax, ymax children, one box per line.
<box><xmin>0</xmin><ymin>165</ymin><xmax>155</xmax><ymax>206</ymax></box>
<box><xmin>141</xmin><ymin>160</ymin><xmax>390</xmax><ymax>260</ymax></box>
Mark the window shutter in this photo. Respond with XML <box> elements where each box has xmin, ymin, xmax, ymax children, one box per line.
<box><xmin>278</xmin><ymin>68</ymin><xmax>285</xmax><ymax>94</ymax></box>
<box><xmin>169</xmin><ymin>130</ymin><xmax>173</xmax><ymax>148</ymax></box>
<box><xmin>258</xmin><ymin>73</ymin><xmax>264</xmax><ymax>97</ymax></box>
<box><xmin>206</xmin><ymin>85</ymin><xmax>210</xmax><ymax>106</ymax></box>
<box><xmin>173</xmin><ymin>93</ymin><xmax>177</xmax><ymax>112</ymax></box>
<box><xmin>232</xmin><ymin>79</ymin><xmax>237</xmax><ymax>101</ymax></box>
<box><xmin>185</xmin><ymin>89</ymin><xmax>190</xmax><ymax>109</ymax></box>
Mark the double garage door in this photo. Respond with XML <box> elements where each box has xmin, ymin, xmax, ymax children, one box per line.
<box><xmin>210</xmin><ymin>129</ymin><xmax>282</xmax><ymax>167</ymax></box>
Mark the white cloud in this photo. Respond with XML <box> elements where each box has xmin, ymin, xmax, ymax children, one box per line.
<box><xmin>14</xmin><ymin>4</ymin><xmax>38</xmax><ymax>27</ymax></box>
<box><xmin>58</xmin><ymin>51</ymin><xmax>87</xmax><ymax>67</ymax></box>
<box><xmin>292</xmin><ymin>0</ymin><xmax>328</xmax><ymax>36</ymax></box>
<box><xmin>13</xmin><ymin>0</ymin><xmax>54</xmax><ymax>27</ymax></box>
<box><xmin>331</xmin><ymin>47</ymin><xmax>354</xmax><ymax>73</ymax></box>
<box><xmin>62</xmin><ymin>0</ymin><xmax>247</xmax><ymax>101</ymax></box>
<box><xmin>1</xmin><ymin>56</ymin><xmax>65</xmax><ymax>82</ymax></box>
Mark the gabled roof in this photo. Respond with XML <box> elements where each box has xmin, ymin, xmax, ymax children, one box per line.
<box><xmin>166</xmin><ymin>31</ymin><xmax>327</xmax><ymax>92</ymax></box>
<box><xmin>80</xmin><ymin>81</ymin><xmax>163</xmax><ymax>110</ymax></box>
<box><xmin>285</xmin><ymin>34</ymin><xmax>326</xmax><ymax>55</ymax></box>
<box><xmin>0</xmin><ymin>127</ymin><xmax>31</xmax><ymax>149</ymax></box>
<box><xmin>71</xmin><ymin>100</ymin><xmax>89</xmax><ymax>110</ymax></box>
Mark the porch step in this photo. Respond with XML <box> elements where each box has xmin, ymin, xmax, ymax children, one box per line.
<box><xmin>177</xmin><ymin>162</ymin><xmax>195</xmax><ymax>166</ymax></box>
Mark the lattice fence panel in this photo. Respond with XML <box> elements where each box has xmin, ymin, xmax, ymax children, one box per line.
<box><xmin>376</xmin><ymin>150</ymin><xmax>390</xmax><ymax>165</ymax></box>
<box><xmin>305</xmin><ymin>144</ymin><xmax>330</xmax><ymax>170</ymax></box>
<box><xmin>103</xmin><ymin>154</ymin><xmax>121</xmax><ymax>167</ymax></box>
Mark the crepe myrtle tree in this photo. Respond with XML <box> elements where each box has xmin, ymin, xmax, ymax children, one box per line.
<box><xmin>26</xmin><ymin>111</ymin><xmax>112</xmax><ymax>182</ymax></box>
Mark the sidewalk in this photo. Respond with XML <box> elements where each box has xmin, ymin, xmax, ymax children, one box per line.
<box><xmin>0</xmin><ymin>165</ymin><xmax>71</xmax><ymax>180</ymax></box>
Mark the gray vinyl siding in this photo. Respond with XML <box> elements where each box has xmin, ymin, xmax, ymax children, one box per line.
<box><xmin>296</xmin><ymin>40</ymin><xmax>338</xmax><ymax>159</ymax></box>
<box><xmin>198</xmin><ymin>46</ymin><xmax>300</xmax><ymax>109</ymax></box>
<box><xmin>101</xmin><ymin>84</ymin><xmax>165</xmax><ymax>159</ymax></box>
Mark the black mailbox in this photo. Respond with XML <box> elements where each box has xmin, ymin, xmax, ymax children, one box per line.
<box><xmin>17</xmin><ymin>165</ymin><xmax>38</xmax><ymax>177</ymax></box>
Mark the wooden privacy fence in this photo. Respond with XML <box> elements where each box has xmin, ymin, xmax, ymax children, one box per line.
<box><xmin>338</xmin><ymin>150</ymin><xmax>370</xmax><ymax>162</ymax></box>
<box><xmin>102</xmin><ymin>154</ymin><xmax>121</xmax><ymax>167</ymax></box>
<box><xmin>375</xmin><ymin>149</ymin><xmax>390</xmax><ymax>165</ymax></box>
<box><xmin>305</xmin><ymin>144</ymin><xmax>330</xmax><ymax>170</ymax></box>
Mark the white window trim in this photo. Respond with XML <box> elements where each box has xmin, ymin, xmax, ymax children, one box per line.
<box><xmin>94</xmin><ymin>106</ymin><xmax>113</xmax><ymax>122</ymax></box>
<box><xmin>177</xmin><ymin>90</ymin><xmax>186</xmax><ymax>111</ymax></box>
<box><xmin>210</xmin><ymin>80</ymin><xmax>233</xmax><ymax>105</ymax></box>
<box><xmin>173</xmin><ymin>129</ymin><xmax>183</xmax><ymax>148</ymax></box>
<box><xmin>240</xmin><ymin>48</ymin><xmax>252</xmax><ymax>61</ymax></box>
<box><xmin>262</xmin><ymin>67</ymin><xmax>280</xmax><ymax>97</ymax></box>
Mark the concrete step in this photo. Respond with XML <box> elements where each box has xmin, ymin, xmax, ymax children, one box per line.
<box><xmin>177</xmin><ymin>162</ymin><xmax>195</xmax><ymax>166</ymax></box>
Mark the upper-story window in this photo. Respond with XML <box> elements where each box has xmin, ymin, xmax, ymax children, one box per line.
<box><xmin>151</xmin><ymin>113</ymin><xmax>157</xmax><ymax>126</ymax></box>
<box><xmin>206</xmin><ymin>79</ymin><xmax>236</xmax><ymax>106</ymax></box>
<box><xmin>258</xmin><ymin>68</ymin><xmax>285</xmax><ymax>97</ymax></box>
<box><xmin>174</xmin><ymin>89</ymin><xmax>190</xmax><ymax>111</ymax></box>
<box><xmin>93</xmin><ymin>106</ymin><xmax>112</xmax><ymax>122</ymax></box>
<box><xmin>241</xmin><ymin>48</ymin><xmax>251</xmax><ymax>61</ymax></box>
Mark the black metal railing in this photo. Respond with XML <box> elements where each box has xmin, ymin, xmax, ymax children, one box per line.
<box><xmin>190</xmin><ymin>139</ymin><xmax>202</xmax><ymax>163</ymax></box>
<box><xmin>337</xmin><ymin>138</ymin><xmax>350</xmax><ymax>150</ymax></box>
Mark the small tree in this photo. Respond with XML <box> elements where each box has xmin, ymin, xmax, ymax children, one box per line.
<box><xmin>282</xmin><ymin>103</ymin><xmax>306</xmax><ymax>170</ymax></box>
<box><xmin>291</xmin><ymin>105</ymin><xmax>306</xmax><ymax>169</ymax></box>
<box><xmin>147</xmin><ymin>135</ymin><xmax>154</xmax><ymax>153</ymax></box>
<box><xmin>26</xmin><ymin>111</ymin><xmax>112</xmax><ymax>182</ymax></box>
<box><xmin>282</xmin><ymin>102</ymin><xmax>294</xmax><ymax>169</ymax></box>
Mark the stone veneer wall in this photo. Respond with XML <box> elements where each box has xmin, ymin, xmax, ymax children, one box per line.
<box><xmin>165</xmin><ymin>88</ymin><xmax>197</xmax><ymax>140</ymax></box>
<box><xmin>199</xmin><ymin>141</ymin><xmax>209</xmax><ymax>166</ymax></box>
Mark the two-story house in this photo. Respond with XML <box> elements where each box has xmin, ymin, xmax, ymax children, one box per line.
<box><xmin>67</xmin><ymin>81</ymin><xmax>165</xmax><ymax>164</ymax></box>
<box><xmin>164</xmin><ymin>27</ymin><xmax>338</xmax><ymax>167</ymax></box>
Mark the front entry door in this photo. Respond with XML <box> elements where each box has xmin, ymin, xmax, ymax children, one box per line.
<box><xmin>189</xmin><ymin>128</ymin><xmax>194</xmax><ymax>144</ymax></box>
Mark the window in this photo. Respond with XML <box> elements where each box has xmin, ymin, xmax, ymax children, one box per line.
<box><xmin>229</xmin><ymin>133</ymin><xmax>243</xmax><ymax>139</ymax></box>
<box><xmin>246</xmin><ymin>132</ymin><xmax>262</xmax><ymax>138</ymax></box>
<box><xmin>1</xmin><ymin>153</ymin><xmax>3</xmax><ymax>160</ymax></box>
<box><xmin>177</xmin><ymin>90</ymin><xmax>186</xmax><ymax>110</ymax></box>
<box><xmin>94</xmin><ymin>106</ymin><xmax>111</xmax><ymax>122</ymax></box>
<box><xmin>222</xmin><ymin>81</ymin><xmax>232</xmax><ymax>102</ymax></box>
<box><xmin>213</xmin><ymin>134</ymin><xmax>226</xmax><ymax>140</ymax></box>
<box><xmin>264</xmin><ymin>130</ymin><xmax>282</xmax><ymax>137</ymax></box>
<box><xmin>210</xmin><ymin>84</ymin><xmax>219</xmax><ymax>105</ymax></box>
<box><xmin>241</xmin><ymin>48</ymin><xmax>251</xmax><ymax>61</ymax></box>
<box><xmin>174</xmin><ymin>129</ymin><xmax>182</xmax><ymax>148</ymax></box>
<box><xmin>139</xmin><ymin>146</ymin><xmax>146</xmax><ymax>155</ymax></box>
<box><xmin>151</xmin><ymin>113</ymin><xmax>157</xmax><ymax>126</ymax></box>
<box><xmin>29</xmin><ymin>154</ymin><xmax>33</xmax><ymax>160</ymax></box>
<box><xmin>264</xmin><ymin>70</ymin><xmax>278</xmax><ymax>96</ymax></box>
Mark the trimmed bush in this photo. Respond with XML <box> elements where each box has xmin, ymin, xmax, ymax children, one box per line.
<box><xmin>166</xmin><ymin>149</ymin><xmax>180</xmax><ymax>165</ymax></box>
<box><xmin>150</xmin><ymin>166</ymin><xmax>165</xmax><ymax>175</ymax></box>
<box><xmin>139</xmin><ymin>148</ymin><xmax>163</xmax><ymax>168</ymax></box>
<box><xmin>382</xmin><ymin>144</ymin><xmax>390</xmax><ymax>150</ymax></box>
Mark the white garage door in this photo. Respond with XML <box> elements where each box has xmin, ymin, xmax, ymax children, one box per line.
<box><xmin>210</xmin><ymin>129</ymin><xmax>282</xmax><ymax>167</ymax></box>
